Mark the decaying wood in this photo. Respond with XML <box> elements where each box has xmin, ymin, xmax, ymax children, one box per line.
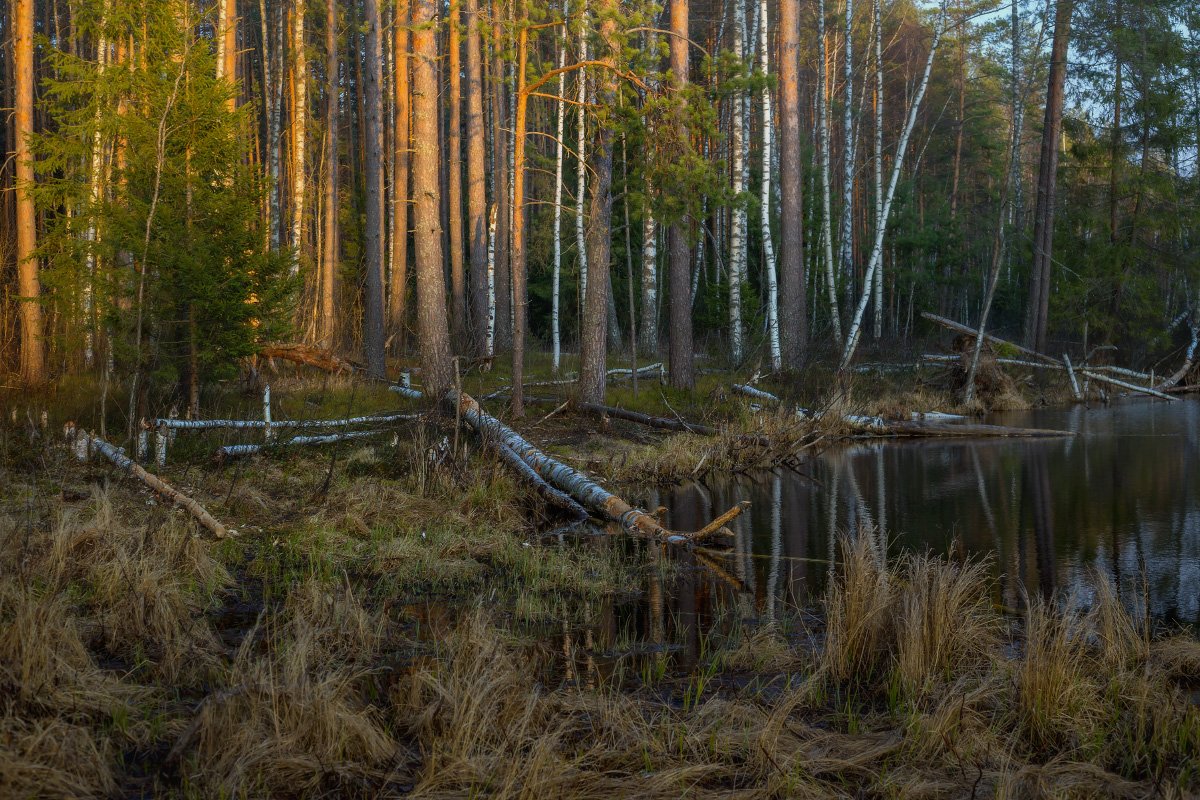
<box><xmin>446</xmin><ymin>389</ymin><xmax>746</xmax><ymax>543</ymax></box>
<box><xmin>577</xmin><ymin>401</ymin><xmax>717</xmax><ymax>435</ymax></box>
<box><xmin>261</xmin><ymin>343</ymin><xmax>357</xmax><ymax>373</ymax></box>
<box><xmin>87</xmin><ymin>433</ymin><xmax>229</xmax><ymax>538</ymax></box>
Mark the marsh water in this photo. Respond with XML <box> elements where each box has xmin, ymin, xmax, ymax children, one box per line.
<box><xmin>548</xmin><ymin>397</ymin><xmax>1199</xmax><ymax>677</ymax></box>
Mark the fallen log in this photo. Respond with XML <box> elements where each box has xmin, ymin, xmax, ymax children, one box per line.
<box><xmin>731</xmin><ymin>383</ymin><xmax>1071</xmax><ymax>438</ymax></box>
<box><xmin>155</xmin><ymin>411</ymin><xmax>418</xmax><ymax>430</ymax></box>
<box><xmin>492</xmin><ymin>441</ymin><xmax>589</xmax><ymax>520</ymax></box>
<box><xmin>447</xmin><ymin>389</ymin><xmax>746</xmax><ymax>543</ymax></box>
<box><xmin>215</xmin><ymin>429</ymin><xmax>393</xmax><ymax>459</ymax></box>
<box><xmin>1157</xmin><ymin>320</ymin><xmax>1198</xmax><ymax>390</ymax></box>
<box><xmin>260</xmin><ymin>343</ymin><xmax>357</xmax><ymax>374</ymax></box>
<box><xmin>86</xmin><ymin>432</ymin><xmax>229</xmax><ymax>538</ymax></box>
<box><xmin>921</xmin><ymin>312</ymin><xmax>1063</xmax><ymax>366</ymax></box>
<box><xmin>1077</xmin><ymin>369</ymin><xmax>1177</xmax><ymax>402</ymax></box>
<box><xmin>576</xmin><ymin>402</ymin><xmax>717</xmax><ymax>435</ymax></box>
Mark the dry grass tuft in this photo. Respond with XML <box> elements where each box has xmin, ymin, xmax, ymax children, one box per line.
<box><xmin>821</xmin><ymin>532</ymin><xmax>894</xmax><ymax>684</ymax></box>
<box><xmin>0</xmin><ymin>716</ymin><xmax>119</xmax><ymax>799</ymax></box>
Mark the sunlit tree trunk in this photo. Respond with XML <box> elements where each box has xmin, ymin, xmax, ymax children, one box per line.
<box><xmin>466</xmin><ymin>0</ymin><xmax>489</xmax><ymax>354</ymax></box>
<box><xmin>639</xmin><ymin>213</ymin><xmax>657</xmax><ymax>356</ymax></box>
<box><xmin>391</xmin><ymin>0</ymin><xmax>410</xmax><ymax>343</ymax></box>
<box><xmin>362</xmin><ymin>0</ymin><xmax>387</xmax><ymax>377</ymax></box>
<box><xmin>447</xmin><ymin>0</ymin><xmax>466</xmax><ymax>345</ymax></box>
<box><xmin>759</xmin><ymin>0</ymin><xmax>780</xmax><ymax>370</ymax></box>
<box><xmin>510</xmin><ymin>5</ymin><xmax>529</xmax><ymax>415</ymax></box>
<box><xmin>15</xmin><ymin>0</ymin><xmax>44</xmax><ymax>384</ymax></box>
<box><xmin>321</xmin><ymin>0</ymin><xmax>338</xmax><ymax>345</ymax></box>
<box><xmin>412</xmin><ymin>0</ymin><xmax>454</xmax><ymax>395</ymax></box>
<box><xmin>83</xmin><ymin>3</ymin><xmax>111</xmax><ymax>370</ymax></box>
<box><xmin>778</xmin><ymin>0</ymin><xmax>806</xmax><ymax>367</ymax></box>
<box><xmin>218</xmin><ymin>0</ymin><xmax>237</xmax><ymax>110</ymax></box>
<box><xmin>290</xmin><ymin>0</ymin><xmax>308</xmax><ymax>278</ymax></box>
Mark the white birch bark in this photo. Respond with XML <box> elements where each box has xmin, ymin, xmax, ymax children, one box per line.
<box><xmin>872</xmin><ymin>0</ymin><xmax>883</xmax><ymax>339</ymax></box>
<box><xmin>575</xmin><ymin>0</ymin><xmax>589</xmax><ymax>306</ymax></box>
<box><xmin>729</xmin><ymin>0</ymin><xmax>748</xmax><ymax>362</ymax></box>
<box><xmin>640</xmin><ymin>212</ymin><xmax>657</xmax><ymax>355</ymax></box>
<box><xmin>838</xmin><ymin>0</ymin><xmax>855</xmax><ymax>309</ymax></box>
<box><xmin>818</xmin><ymin>0</ymin><xmax>842</xmax><ymax>341</ymax></box>
<box><xmin>290</xmin><ymin>0</ymin><xmax>307</xmax><ymax>276</ymax></box>
<box><xmin>487</xmin><ymin>204</ymin><xmax>497</xmax><ymax>355</ymax></box>
<box><xmin>839</xmin><ymin>0</ymin><xmax>949</xmax><ymax>370</ymax></box>
<box><xmin>84</xmin><ymin>7</ymin><xmax>111</xmax><ymax>369</ymax></box>
<box><xmin>552</xmin><ymin>0</ymin><xmax>569</xmax><ymax>373</ymax></box>
<box><xmin>758</xmin><ymin>0</ymin><xmax>780</xmax><ymax>370</ymax></box>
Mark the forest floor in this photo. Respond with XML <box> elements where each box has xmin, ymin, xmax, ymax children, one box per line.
<box><xmin>3</xmin><ymin>358</ymin><xmax>1197</xmax><ymax>798</ymax></box>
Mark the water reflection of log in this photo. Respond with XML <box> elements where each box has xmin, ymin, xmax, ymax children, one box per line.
<box><xmin>766</xmin><ymin>473</ymin><xmax>782</xmax><ymax>623</ymax></box>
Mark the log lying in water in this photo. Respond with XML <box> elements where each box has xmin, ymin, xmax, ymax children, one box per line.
<box><xmin>731</xmin><ymin>384</ymin><xmax>1071</xmax><ymax>438</ymax></box>
<box><xmin>446</xmin><ymin>389</ymin><xmax>745</xmax><ymax>543</ymax></box>
<box><xmin>1077</xmin><ymin>369</ymin><xmax>1177</xmax><ymax>402</ymax></box>
<box><xmin>215</xmin><ymin>429</ymin><xmax>394</xmax><ymax>459</ymax></box>
<box><xmin>82</xmin><ymin>430</ymin><xmax>229</xmax><ymax>538</ymax></box>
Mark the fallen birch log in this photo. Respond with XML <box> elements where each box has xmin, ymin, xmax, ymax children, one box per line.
<box><xmin>731</xmin><ymin>384</ymin><xmax>1070</xmax><ymax>438</ymax></box>
<box><xmin>1077</xmin><ymin>369</ymin><xmax>1177</xmax><ymax>402</ymax></box>
<box><xmin>216</xmin><ymin>429</ymin><xmax>393</xmax><ymax>459</ymax></box>
<box><xmin>447</xmin><ymin>389</ymin><xmax>746</xmax><ymax>543</ymax></box>
<box><xmin>85</xmin><ymin>432</ymin><xmax>229</xmax><ymax>538</ymax></box>
<box><xmin>1157</xmin><ymin>321</ymin><xmax>1199</xmax><ymax>390</ymax></box>
<box><xmin>921</xmin><ymin>312</ymin><xmax>1063</xmax><ymax>365</ymax></box>
<box><xmin>493</xmin><ymin>441</ymin><xmax>589</xmax><ymax>520</ymax></box>
<box><xmin>155</xmin><ymin>411</ymin><xmax>418</xmax><ymax>430</ymax></box>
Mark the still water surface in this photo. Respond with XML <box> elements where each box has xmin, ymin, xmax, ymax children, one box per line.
<box><xmin>651</xmin><ymin>396</ymin><xmax>1200</xmax><ymax>626</ymax></box>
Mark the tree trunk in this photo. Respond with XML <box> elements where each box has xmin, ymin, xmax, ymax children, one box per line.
<box><xmin>465</xmin><ymin>0</ymin><xmax>489</xmax><ymax>354</ymax></box>
<box><xmin>837</xmin><ymin>0</ymin><xmax>854</xmax><ymax>313</ymax></box>
<box><xmin>667</xmin><ymin>0</ymin><xmax>694</xmax><ymax>389</ymax></box>
<box><xmin>579</xmin><ymin>4</ymin><xmax>618</xmax><ymax>405</ymax></box>
<box><xmin>1024</xmin><ymin>0</ymin><xmax>1072</xmax><ymax>354</ymax></box>
<box><xmin>321</xmin><ymin>0</ymin><xmax>338</xmax><ymax>346</ymax></box>
<box><xmin>218</xmin><ymin>0</ymin><xmax>238</xmax><ymax>110</ymax></box>
<box><xmin>778</xmin><ymin>0</ymin><xmax>806</xmax><ymax>367</ymax></box>
<box><xmin>510</xmin><ymin>9</ymin><xmax>530</xmax><ymax>416</ymax></box>
<box><xmin>575</xmin><ymin>0</ymin><xmax>589</xmax><ymax>317</ymax></box>
<box><xmin>491</xmin><ymin>0</ymin><xmax>512</xmax><ymax>351</ymax></box>
<box><xmin>447</xmin><ymin>0</ymin><xmax>466</xmax><ymax>345</ymax></box>
<box><xmin>290</xmin><ymin>0</ymin><xmax>308</xmax><ymax>278</ymax></box>
<box><xmin>871</xmin><ymin>0</ymin><xmax>883</xmax><ymax>339</ymax></box>
<box><xmin>818</xmin><ymin>0</ymin><xmax>842</xmax><ymax>342</ymax></box>
<box><xmin>15</xmin><ymin>0</ymin><xmax>44</xmax><ymax>384</ymax></box>
<box><xmin>362</xmin><ymin>0</ymin><xmax>387</xmax><ymax>378</ymax></box>
<box><xmin>412</xmin><ymin>0</ymin><xmax>455</xmax><ymax>396</ymax></box>
<box><xmin>639</xmin><ymin>211</ymin><xmax>657</xmax><ymax>355</ymax></box>
<box><xmin>729</xmin><ymin>0</ymin><xmax>747</xmax><ymax>362</ymax></box>
<box><xmin>390</xmin><ymin>0</ymin><xmax>411</xmax><ymax>344</ymax></box>
<box><xmin>551</xmin><ymin>1</ymin><xmax>569</xmax><ymax>372</ymax></box>
<box><xmin>759</xmin><ymin>0</ymin><xmax>780</xmax><ymax>370</ymax></box>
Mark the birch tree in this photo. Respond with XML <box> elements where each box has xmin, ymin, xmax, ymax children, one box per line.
<box><xmin>758</xmin><ymin>0</ymin><xmax>780</xmax><ymax>370</ymax></box>
<box><xmin>818</xmin><ymin>0</ymin><xmax>842</xmax><ymax>342</ymax></box>
<box><xmin>551</xmin><ymin>0</ymin><xmax>569</xmax><ymax>372</ymax></box>
<box><xmin>839</xmin><ymin>0</ymin><xmax>949</xmax><ymax>370</ymax></box>
<box><xmin>729</xmin><ymin>0</ymin><xmax>748</xmax><ymax>362</ymax></box>
<box><xmin>838</xmin><ymin>0</ymin><xmax>855</xmax><ymax>311</ymax></box>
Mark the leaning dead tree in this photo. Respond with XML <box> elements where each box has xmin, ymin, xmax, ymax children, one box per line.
<box><xmin>68</xmin><ymin>426</ymin><xmax>229</xmax><ymax>538</ymax></box>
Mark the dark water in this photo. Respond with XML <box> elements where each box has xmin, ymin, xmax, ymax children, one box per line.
<box><xmin>651</xmin><ymin>396</ymin><xmax>1200</xmax><ymax>627</ymax></box>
